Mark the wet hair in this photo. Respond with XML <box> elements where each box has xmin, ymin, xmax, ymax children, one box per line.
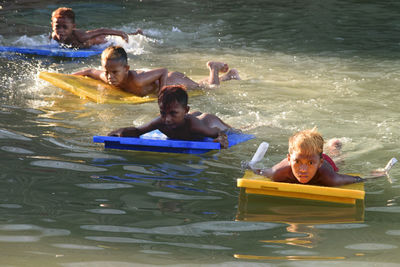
<box><xmin>158</xmin><ymin>85</ymin><xmax>188</xmax><ymax>108</ymax></box>
<box><xmin>288</xmin><ymin>127</ymin><xmax>324</xmax><ymax>157</ymax></box>
<box><xmin>52</xmin><ymin>7</ymin><xmax>75</xmax><ymax>23</ymax></box>
<box><xmin>101</xmin><ymin>46</ymin><xmax>128</xmax><ymax>66</ymax></box>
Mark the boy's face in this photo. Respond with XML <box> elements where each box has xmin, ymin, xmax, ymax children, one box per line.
<box><xmin>159</xmin><ymin>100</ymin><xmax>189</xmax><ymax>129</ymax></box>
<box><xmin>102</xmin><ymin>59</ymin><xmax>129</xmax><ymax>87</ymax></box>
<box><xmin>288</xmin><ymin>151</ymin><xmax>323</xmax><ymax>184</ymax></box>
<box><xmin>51</xmin><ymin>17</ymin><xmax>75</xmax><ymax>42</ymax></box>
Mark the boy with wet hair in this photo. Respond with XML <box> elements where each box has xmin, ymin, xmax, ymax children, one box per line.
<box><xmin>51</xmin><ymin>7</ymin><xmax>142</xmax><ymax>48</ymax></box>
<box><xmin>252</xmin><ymin>128</ymin><xmax>364</xmax><ymax>186</ymax></box>
<box><xmin>74</xmin><ymin>46</ymin><xmax>241</xmax><ymax>96</ymax></box>
<box><xmin>108</xmin><ymin>85</ymin><xmax>232</xmax><ymax>148</ymax></box>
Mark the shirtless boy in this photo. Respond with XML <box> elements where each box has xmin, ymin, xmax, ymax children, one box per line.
<box><xmin>108</xmin><ymin>85</ymin><xmax>233</xmax><ymax>148</ymax></box>
<box><xmin>51</xmin><ymin>7</ymin><xmax>142</xmax><ymax>48</ymax></box>
<box><xmin>73</xmin><ymin>46</ymin><xmax>240</xmax><ymax>96</ymax></box>
<box><xmin>252</xmin><ymin>128</ymin><xmax>364</xmax><ymax>187</ymax></box>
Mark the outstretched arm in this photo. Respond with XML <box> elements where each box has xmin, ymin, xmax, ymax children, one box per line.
<box><xmin>252</xmin><ymin>158</ymin><xmax>291</xmax><ymax>181</ymax></box>
<box><xmin>318</xmin><ymin>162</ymin><xmax>363</xmax><ymax>186</ymax></box>
<box><xmin>73</xmin><ymin>69</ymin><xmax>103</xmax><ymax>81</ymax></box>
<box><xmin>81</xmin><ymin>29</ymin><xmax>129</xmax><ymax>43</ymax></box>
<box><xmin>108</xmin><ymin>117</ymin><xmax>162</xmax><ymax>137</ymax></box>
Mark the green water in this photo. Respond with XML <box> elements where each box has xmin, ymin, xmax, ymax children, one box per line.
<box><xmin>1</xmin><ymin>0</ymin><xmax>400</xmax><ymax>266</ymax></box>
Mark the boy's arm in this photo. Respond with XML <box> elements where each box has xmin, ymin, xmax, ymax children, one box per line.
<box><xmin>80</xmin><ymin>29</ymin><xmax>129</xmax><ymax>43</ymax></box>
<box><xmin>252</xmin><ymin>158</ymin><xmax>291</xmax><ymax>181</ymax></box>
<box><xmin>318</xmin><ymin>162</ymin><xmax>364</xmax><ymax>186</ymax></box>
<box><xmin>131</xmin><ymin>29</ymin><xmax>144</xmax><ymax>35</ymax></box>
<box><xmin>188</xmin><ymin>118</ymin><xmax>229</xmax><ymax>148</ymax></box>
<box><xmin>73</xmin><ymin>68</ymin><xmax>103</xmax><ymax>78</ymax></box>
<box><xmin>133</xmin><ymin>68</ymin><xmax>168</xmax><ymax>93</ymax></box>
<box><xmin>108</xmin><ymin>117</ymin><xmax>162</xmax><ymax>137</ymax></box>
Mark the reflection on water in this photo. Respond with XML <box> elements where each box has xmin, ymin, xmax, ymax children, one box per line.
<box><xmin>0</xmin><ymin>0</ymin><xmax>400</xmax><ymax>265</ymax></box>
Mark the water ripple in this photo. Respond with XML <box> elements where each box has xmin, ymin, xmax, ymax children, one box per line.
<box><xmin>81</xmin><ymin>221</ymin><xmax>279</xmax><ymax>237</ymax></box>
<box><xmin>0</xmin><ymin>129</ymin><xmax>31</xmax><ymax>141</ymax></box>
<box><xmin>0</xmin><ymin>204</ymin><xmax>22</xmax><ymax>209</ymax></box>
<box><xmin>148</xmin><ymin>191</ymin><xmax>220</xmax><ymax>200</ymax></box>
<box><xmin>52</xmin><ymin>243</ymin><xmax>104</xmax><ymax>250</ymax></box>
<box><xmin>1</xmin><ymin>146</ymin><xmax>34</xmax><ymax>154</ymax></box>
<box><xmin>86</xmin><ymin>209</ymin><xmax>126</xmax><ymax>215</ymax></box>
<box><xmin>85</xmin><ymin>236</ymin><xmax>231</xmax><ymax>250</ymax></box>
<box><xmin>345</xmin><ymin>243</ymin><xmax>398</xmax><ymax>250</ymax></box>
<box><xmin>366</xmin><ymin>207</ymin><xmax>400</xmax><ymax>213</ymax></box>
<box><xmin>314</xmin><ymin>223</ymin><xmax>368</xmax><ymax>229</ymax></box>
<box><xmin>0</xmin><ymin>224</ymin><xmax>70</xmax><ymax>243</ymax></box>
<box><xmin>76</xmin><ymin>183</ymin><xmax>132</xmax><ymax>189</ymax></box>
<box><xmin>64</xmin><ymin>152</ymin><xmax>125</xmax><ymax>161</ymax></box>
<box><xmin>386</xmin><ymin>230</ymin><xmax>400</xmax><ymax>236</ymax></box>
<box><xmin>30</xmin><ymin>160</ymin><xmax>106</xmax><ymax>172</ymax></box>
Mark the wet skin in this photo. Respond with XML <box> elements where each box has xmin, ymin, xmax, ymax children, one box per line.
<box><xmin>288</xmin><ymin>151</ymin><xmax>324</xmax><ymax>184</ymax></box>
<box><xmin>101</xmin><ymin>59</ymin><xmax>129</xmax><ymax>87</ymax></box>
<box><xmin>51</xmin><ymin>17</ymin><xmax>75</xmax><ymax>43</ymax></box>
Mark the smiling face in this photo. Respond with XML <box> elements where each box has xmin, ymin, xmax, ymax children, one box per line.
<box><xmin>51</xmin><ymin>17</ymin><xmax>75</xmax><ymax>43</ymax></box>
<box><xmin>288</xmin><ymin>151</ymin><xmax>323</xmax><ymax>184</ymax></box>
<box><xmin>159</xmin><ymin>100</ymin><xmax>189</xmax><ymax>129</ymax></box>
<box><xmin>101</xmin><ymin>58</ymin><xmax>129</xmax><ymax>87</ymax></box>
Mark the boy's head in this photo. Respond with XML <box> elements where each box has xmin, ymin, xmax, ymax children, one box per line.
<box><xmin>287</xmin><ymin>128</ymin><xmax>324</xmax><ymax>184</ymax></box>
<box><xmin>101</xmin><ymin>46</ymin><xmax>129</xmax><ymax>87</ymax></box>
<box><xmin>51</xmin><ymin>7</ymin><xmax>76</xmax><ymax>43</ymax></box>
<box><xmin>158</xmin><ymin>85</ymin><xmax>189</xmax><ymax>128</ymax></box>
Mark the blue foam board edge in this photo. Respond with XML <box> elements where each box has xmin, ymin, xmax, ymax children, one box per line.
<box><xmin>0</xmin><ymin>45</ymin><xmax>103</xmax><ymax>58</ymax></box>
<box><xmin>93</xmin><ymin>130</ymin><xmax>255</xmax><ymax>154</ymax></box>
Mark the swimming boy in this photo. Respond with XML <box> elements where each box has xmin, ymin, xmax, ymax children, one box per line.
<box><xmin>73</xmin><ymin>46</ymin><xmax>240</xmax><ymax>96</ymax></box>
<box><xmin>108</xmin><ymin>85</ymin><xmax>233</xmax><ymax>148</ymax></box>
<box><xmin>251</xmin><ymin>128</ymin><xmax>364</xmax><ymax>186</ymax></box>
<box><xmin>51</xmin><ymin>7</ymin><xmax>142</xmax><ymax>48</ymax></box>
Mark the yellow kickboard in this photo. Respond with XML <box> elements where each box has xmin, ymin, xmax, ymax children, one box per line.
<box><xmin>237</xmin><ymin>170</ymin><xmax>365</xmax><ymax>205</ymax></box>
<box><xmin>39</xmin><ymin>72</ymin><xmax>204</xmax><ymax>104</ymax></box>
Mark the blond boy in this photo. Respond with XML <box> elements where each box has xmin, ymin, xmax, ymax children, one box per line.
<box><xmin>253</xmin><ymin>128</ymin><xmax>364</xmax><ymax>186</ymax></box>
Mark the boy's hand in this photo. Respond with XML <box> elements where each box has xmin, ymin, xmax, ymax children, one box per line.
<box><xmin>121</xmin><ymin>32</ymin><xmax>129</xmax><ymax>42</ymax></box>
<box><xmin>108</xmin><ymin>127</ymin><xmax>140</xmax><ymax>137</ymax></box>
<box><xmin>214</xmin><ymin>132</ymin><xmax>228</xmax><ymax>149</ymax></box>
<box><xmin>132</xmin><ymin>28</ymin><xmax>143</xmax><ymax>35</ymax></box>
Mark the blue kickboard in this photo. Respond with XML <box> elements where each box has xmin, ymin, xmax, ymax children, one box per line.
<box><xmin>93</xmin><ymin>130</ymin><xmax>255</xmax><ymax>154</ymax></box>
<box><xmin>0</xmin><ymin>45</ymin><xmax>103</xmax><ymax>58</ymax></box>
